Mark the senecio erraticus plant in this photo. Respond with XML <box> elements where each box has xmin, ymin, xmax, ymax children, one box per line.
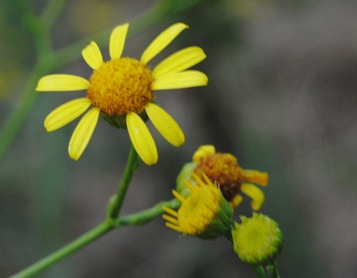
<box><xmin>4</xmin><ymin>1</ymin><xmax>283</xmax><ymax>277</ymax></box>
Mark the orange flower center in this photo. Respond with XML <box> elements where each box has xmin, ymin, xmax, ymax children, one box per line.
<box><xmin>86</xmin><ymin>58</ymin><xmax>154</xmax><ymax>115</ymax></box>
<box><xmin>193</xmin><ymin>153</ymin><xmax>242</xmax><ymax>202</ymax></box>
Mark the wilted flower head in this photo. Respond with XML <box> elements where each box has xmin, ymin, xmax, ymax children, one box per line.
<box><xmin>177</xmin><ymin>145</ymin><xmax>268</xmax><ymax>210</ymax></box>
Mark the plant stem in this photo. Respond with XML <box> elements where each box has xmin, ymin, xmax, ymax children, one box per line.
<box><xmin>10</xmin><ymin>144</ymin><xmax>139</xmax><ymax>277</ymax></box>
<box><xmin>252</xmin><ymin>265</ymin><xmax>267</xmax><ymax>278</ymax></box>
<box><xmin>267</xmin><ymin>260</ymin><xmax>280</xmax><ymax>278</ymax></box>
<box><xmin>10</xmin><ymin>194</ymin><xmax>180</xmax><ymax>278</ymax></box>
<box><xmin>117</xmin><ymin>198</ymin><xmax>180</xmax><ymax>226</ymax></box>
<box><xmin>108</xmin><ymin>145</ymin><xmax>139</xmax><ymax>219</ymax></box>
<box><xmin>10</xmin><ymin>221</ymin><xmax>114</xmax><ymax>278</ymax></box>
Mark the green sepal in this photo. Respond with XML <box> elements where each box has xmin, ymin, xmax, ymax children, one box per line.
<box><xmin>175</xmin><ymin>162</ymin><xmax>197</xmax><ymax>197</ymax></box>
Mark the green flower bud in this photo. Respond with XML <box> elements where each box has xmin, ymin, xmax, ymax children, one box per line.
<box><xmin>232</xmin><ymin>213</ymin><xmax>283</xmax><ymax>265</ymax></box>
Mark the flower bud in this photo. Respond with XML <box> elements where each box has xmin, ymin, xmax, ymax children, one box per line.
<box><xmin>163</xmin><ymin>174</ymin><xmax>233</xmax><ymax>240</ymax></box>
<box><xmin>232</xmin><ymin>213</ymin><xmax>283</xmax><ymax>265</ymax></box>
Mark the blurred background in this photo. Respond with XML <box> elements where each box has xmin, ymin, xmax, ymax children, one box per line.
<box><xmin>1</xmin><ymin>0</ymin><xmax>357</xmax><ymax>277</ymax></box>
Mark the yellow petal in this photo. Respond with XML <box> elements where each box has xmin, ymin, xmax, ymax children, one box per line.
<box><xmin>36</xmin><ymin>74</ymin><xmax>90</xmax><ymax>91</ymax></box>
<box><xmin>141</xmin><ymin>22</ymin><xmax>188</xmax><ymax>65</ymax></box>
<box><xmin>110</xmin><ymin>23</ymin><xmax>129</xmax><ymax>60</ymax></box>
<box><xmin>152</xmin><ymin>70</ymin><xmax>208</xmax><ymax>90</ymax></box>
<box><xmin>68</xmin><ymin>107</ymin><xmax>100</xmax><ymax>160</ymax></box>
<box><xmin>192</xmin><ymin>145</ymin><xmax>216</xmax><ymax>162</ymax></box>
<box><xmin>162</xmin><ymin>206</ymin><xmax>179</xmax><ymax>217</ymax></box>
<box><xmin>162</xmin><ymin>214</ymin><xmax>179</xmax><ymax>225</ymax></box>
<box><xmin>172</xmin><ymin>190</ymin><xmax>186</xmax><ymax>203</ymax></box>
<box><xmin>152</xmin><ymin>46</ymin><xmax>206</xmax><ymax>79</ymax></box>
<box><xmin>145</xmin><ymin>103</ymin><xmax>184</xmax><ymax>147</ymax></box>
<box><xmin>165</xmin><ymin>222</ymin><xmax>182</xmax><ymax>233</ymax></box>
<box><xmin>126</xmin><ymin>112</ymin><xmax>158</xmax><ymax>165</ymax></box>
<box><xmin>82</xmin><ymin>41</ymin><xmax>103</xmax><ymax>70</ymax></box>
<box><xmin>45</xmin><ymin>98</ymin><xmax>92</xmax><ymax>132</ymax></box>
<box><xmin>241</xmin><ymin>169</ymin><xmax>269</xmax><ymax>186</ymax></box>
<box><xmin>230</xmin><ymin>194</ymin><xmax>243</xmax><ymax>208</ymax></box>
<box><xmin>240</xmin><ymin>183</ymin><xmax>265</xmax><ymax>211</ymax></box>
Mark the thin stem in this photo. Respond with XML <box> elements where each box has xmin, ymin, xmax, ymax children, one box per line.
<box><xmin>10</xmin><ymin>196</ymin><xmax>180</xmax><ymax>278</ymax></box>
<box><xmin>10</xmin><ymin>144</ymin><xmax>139</xmax><ymax>277</ymax></box>
<box><xmin>252</xmin><ymin>265</ymin><xmax>268</xmax><ymax>278</ymax></box>
<box><xmin>267</xmin><ymin>260</ymin><xmax>280</xmax><ymax>278</ymax></box>
<box><xmin>10</xmin><ymin>221</ymin><xmax>113</xmax><ymax>278</ymax></box>
<box><xmin>107</xmin><ymin>145</ymin><xmax>139</xmax><ymax>219</ymax></box>
<box><xmin>117</xmin><ymin>198</ymin><xmax>180</xmax><ymax>226</ymax></box>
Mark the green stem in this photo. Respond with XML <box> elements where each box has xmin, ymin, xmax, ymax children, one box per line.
<box><xmin>10</xmin><ymin>221</ymin><xmax>114</xmax><ymax>278</ymax></box>
<box><xmin>117</xmin><ymin>198</ymin><xmax>180</xmax><ymax>226</ymax></box>
<box><xmin>252</xmin><ymin>265</ymin><xmax>267</xmax><ymax>278</ymax></box>
<box><xmin>10</xmin><ymin>144</ymin><xmax>138</xmax><ymax>277</ymax></box>
<box><xmin>107</xmin><ymin>145</ymin><xmax>139</xmax><ymax>219</ymax></box>
<box><xmin>40</xmin><ymin>0</ymin><xmax>66</xmax><ymax>31</ymax></box>
<box><xmin>267</xmin><ymin>260</ymin><xmax>280</xmax><ymax>278</ymax></box>
<box><xmin>10</xmin><ymin>195</ymin><xmax>180</xmax><ymax>278</ymax></box>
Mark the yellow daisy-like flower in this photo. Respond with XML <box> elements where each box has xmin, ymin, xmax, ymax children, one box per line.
<box><xmin>163</xmin><ymin>174</ymin><xmax>233</xmax><ymax>239</ymax></box>
<box><xmin>36</xmin><ymin>23</ymin><xmax>208</xmax><ymax>165</ymax></box>
<box><xmin>191</xmin><ymin>145</ymin><xmax>268</xmax><ymax>210</ymax></box>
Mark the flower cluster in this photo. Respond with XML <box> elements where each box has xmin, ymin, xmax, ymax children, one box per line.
<box><xmin>164</xmin><ymin>145</ymin><xmax>283</xmax><ymax>267</ymax></box>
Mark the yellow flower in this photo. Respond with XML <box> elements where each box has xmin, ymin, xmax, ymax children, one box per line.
<box><xmin>36</xmin><ymin>23</ymin><xmax>208</xmax><ymax>165</ymax></box>
<box><xmin>191</xmin><ymin>145</ymin><xmax>268</xmax><ymax>210</ymax></box>
<box><xmin>163</xmin><ymin>173</ymin><xmax>233</xmax><ymax>239</ymax></box>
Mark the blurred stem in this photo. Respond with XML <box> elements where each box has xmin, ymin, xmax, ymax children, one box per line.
<box><xmin>0</xmin><ymin>0</ymin><xmax>62</xmax><ymax>162</ymax></box>
<box><xmin>252</xmin><ymin>265</ymin><xmax>267</xmax><ymax>278</ymax></box>
<box><xmin>267</xmin><ymin>261</ymin><xmax>280</xmax><ymax>278</ymax></box>
<box><xmin>41</xmin><ymin>0</ymin><xmax>66</xmax><ymax>31</ymax></box>
<box><xmin>0</xmin><ymin>0</ymin><xmax>203</xmax><ymax>163</ymax></box>
<box><xmin>0</xmin><ymin>62</ymin><xmax>52</xmax><ymax>162</ymax></box>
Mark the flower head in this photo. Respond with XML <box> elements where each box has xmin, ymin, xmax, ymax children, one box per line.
<box><xmin>36</xmin><ymin>23</ymin><xmax>208</xmax><ymax>165</ymax></box>
<box><xmin>232</xmin><ymin>213</ymin><xmax>283</xmax><ymax>265</ymax></box>
<box><xmin>181</xmin><ymin>145</ymin><xmax>268</xmax><ymax>210</ymax></box>
<box><xmin>163</xmin><ymin>173</ymin><xmax>233</xmax><ymax>239</ymax></box>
